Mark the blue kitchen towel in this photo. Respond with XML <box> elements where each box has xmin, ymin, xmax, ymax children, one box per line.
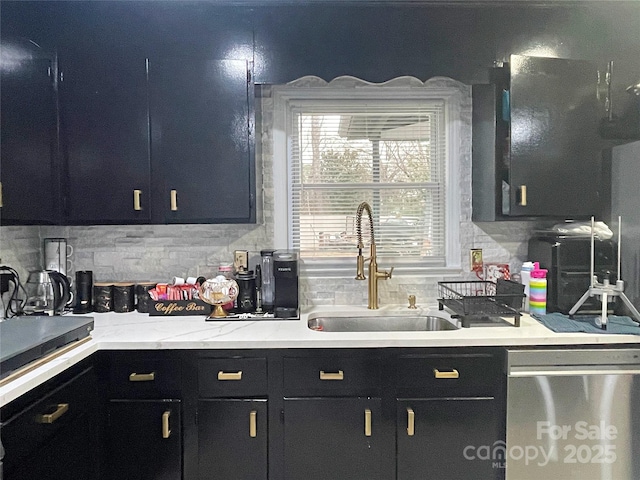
<box><xmin>532</xmin><ymin>312</ymin><xmax>640</xmax><ymax>335</ymax></box>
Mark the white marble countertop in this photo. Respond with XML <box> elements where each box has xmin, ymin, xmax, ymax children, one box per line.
<box><xmin>91</xmin><ymin>305</ymin><xmax>640</xmax><ymax>349</ymax></box>
<box><xmin>2</xmin><ymin>304</ymin><xmax>639</xmax><ymax>406</ymax></box>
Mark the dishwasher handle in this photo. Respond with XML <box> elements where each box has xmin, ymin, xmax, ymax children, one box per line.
<box><xmin>509</xmin><ymin>366</ymin><xmax>640</xmax><ymax>377</ymax></box>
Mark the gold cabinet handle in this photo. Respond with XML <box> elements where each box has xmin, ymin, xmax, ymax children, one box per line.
<box><xmin>518</xmin><ymin>185</ymin><xmax>527</xmax><ymax>206</ymax></box>
<box><xmin>217</xmin><ymin>371</ymin><xmax>242</xmax><ymax>381</ymax></box>
<box><xmin>249</xmin><ymin>410</ymin><xmax>257</xmax><ymax>438</ymax></box>
<box><xmin>170</xmin><ymin>189</ymin><xmax>178</xmax><ymax>211</ymax></box>
<box><xmin>319</xmin><ymin>370</ymin><xmax>344</xmax><ymax>381</ymax></box>
<box><xmin>162</xmin><ymin>410</ymin><xmax>171</xmax><ymax>439</ymax></box>
<box><xmin>36</xmin><ymin>403</ymin><xmax>69</xmax><ymax>424</ymax></box>
<box><xmin>0</xmin><ymin>181</ymin><xmax>3</xmax><ymax>208</ymax></box>
<box><xmin>133</xmin><ymin>189</ymin><xmax>142</xmax><ymax>211</ymax></box>
<box><xmin>129</xmin><ymin>372</ymin><xmax>156</xmax><ymax>382</ymax></box>
<box><xmin>407</xmin><ymin>407</ymin><xmax>415</xmax><ymax>436</ymax></box>
<box><xmin>433</xmin><ymin>368</ymin><xmax>459</xmax><ymax>379</ymax></box>
<box><xmin>364</xmin><ymin>409</ymin><xmax>372</xmax><ymax>437</ymax></box>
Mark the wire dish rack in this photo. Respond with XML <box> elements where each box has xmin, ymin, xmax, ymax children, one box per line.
<box><xmin>438</xmin><ymin>280</ymin><xmax>524</xmax><ymax>328</ymax></box>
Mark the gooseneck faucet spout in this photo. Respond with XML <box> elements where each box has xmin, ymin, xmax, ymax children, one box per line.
<box><xmin>355</xmin><ymin>201</ymin><xmax>394</xmax><ymax>309</ymax></box>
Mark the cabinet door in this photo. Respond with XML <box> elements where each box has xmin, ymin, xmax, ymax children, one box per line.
<box><xmin>198</xmin><ymin>399</ymin><xmax>268</xmax><ymax>480</ymax></box>
<box><xmin>106</xmin><ymin>399</ymin><xmax>181</xmax><ymax>480</ymax></box>
<box><xmin>0</xmin><ymin>56</ymin><xmax>58</xmax><ymax>224</ymax></box>
<box><xmin>284</xmin><ymin>398</ymin><xmax>385</xmax><ymax>480</ymax></box>
<box><xmin>149</xmin><ymin>58</ymin><xmax>254</xmax><ymax>223</ymax></box>
<box><xmin>7</xmin><ymin>412</ymin><xmax>93</xmax><ymax>480</ymax></box>
<box><xmin>509</xmin><ymin>55</ymin><xmax>600</xmax><ymax>217</ymax></box>
<box><xmin>397</xmin><ymin>398</ymin><xmax>503</xmax><ymax>480</ymax></box>
<box><xmin>60</xmin><ymin>54</ymin><xmax>151</xmax><ymax>223</ymax></box>
<box><xmin>2</xmin><ymin>365</ymin><xmax>97</xmax><ymax>480</ymax></box>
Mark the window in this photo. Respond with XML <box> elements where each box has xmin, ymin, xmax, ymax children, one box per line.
<box><xmin>272</xmin><ymin>77</ymin><xmax>465</xmax><ymax>275</ymax></box>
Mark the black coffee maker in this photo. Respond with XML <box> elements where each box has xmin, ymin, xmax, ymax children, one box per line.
<box><xmin>273</xmin><ymin>250</ymin><xmax>299</xmax><ymax>318</ymax></box>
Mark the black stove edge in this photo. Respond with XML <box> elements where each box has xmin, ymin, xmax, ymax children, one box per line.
<box><xmin>0</xmin><ymin>322</ymin><xmax>94</xmax><ymax>380</ymax></box>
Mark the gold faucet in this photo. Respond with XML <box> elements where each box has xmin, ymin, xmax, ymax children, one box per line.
<box><xmin>355</xmin><ymin>201</ymin><xmax>394</xmax><ymax>309</ymax></box>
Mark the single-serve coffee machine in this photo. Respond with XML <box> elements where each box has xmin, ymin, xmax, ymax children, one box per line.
<box><xmin>273</xmin><ymin>250</ymin><xmax>299</xmax><ymax>318</ymax></box>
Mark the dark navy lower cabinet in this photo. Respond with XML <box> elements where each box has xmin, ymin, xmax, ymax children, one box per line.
<box><xmin>283</xmin><ymin>398</ymin><xmax>386</xmax><ymax>480</ymax></box>
<box><xmin>94</xmin><ymin>348</ymin><xmax>505</xmax><ymax>480</ymax></box>
<box><xmin>106</xmin><ymin>399</ymin><xmax>182</xmax><ymax>480</ymax></box>
<box><xmin>100</xmin><ymin>351</ymin><xmax>183</xmax><ymax>480</ymax></box>
<box><xmin>397</xmin><ymin>398</ymin><xmax>503</xmax><ymax>480</ymax></box>
<box><xmin>195</xmin><ymin>355</ymin><xmax>268</xmax><ymax>480</ymax></box>
<box><xmin>197</xmin><ymin>399</ymin><xmax>268</xmax><ymax>480</ymax></box>
<box><xmin>0</xmin><ymin>361</ymin><xmax>98</xmax><ymax>480</ymax></box>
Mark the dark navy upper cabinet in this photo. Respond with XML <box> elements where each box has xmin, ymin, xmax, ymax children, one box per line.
<box><xmin>60</xmin><ymin>54</ymin><xmax>151</xmax><ymax>224</ymax></box>
<box><xmin>473</xmin><ymin>55</ymin><xmax>602</xmax><ymax>220</ymax></box>
<box><xmin>509</xmin><ymin>55</ymin><xmax>601</xmax><ymax>217</ymax></box>
<box><xmin>3</xmin><ymin>1</ymin><xmax>638</xmax><ymax>225</ymax></box>
<box><xmin>0</xmin><ymin>47</ymin><xmax>59</xmax><ymax>225</ymax></box>
<box><xmin>59</xmin><ymin>55</ymin><xmax>256</xmax><ymax>225</ymax></box>
<box><xmin>1</xmin><ymin>3</ymin><xmax>256</xmax><ymax>226</ymax></box>
<box><xmin>148</xmin><ymin>58</ymin><xmax>255</xmax><ymax>224</ymax></box>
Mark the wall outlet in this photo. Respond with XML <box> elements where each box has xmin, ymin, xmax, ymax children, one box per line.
<box><xmin>234</xmin><ymin>250</ymin><xmax>249</xmax><ymax>273</ymax></box>
<box><xmin>470</xmin><ymin>249</ymin><xmax>483</xmax><ymax>273</ymax></box>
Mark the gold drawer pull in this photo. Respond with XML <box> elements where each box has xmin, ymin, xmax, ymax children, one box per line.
<box><xmin>518</xmin><ymin>185</ymin><xmax>527</xmax><ymax>206</ymax></box>
<box><xmin>434</xmin><ymin>368</ymin><xmax>459</xmax><ymax>379</ymax></box>
<box><xmin>133</xmin><ymin>189</ymin><xmax>142</xmax><ymax>211</ymax></box>
<box><xmin>170</xmin><ymin>189</ymin><xmax>178</xmax><ymax>211</ymax></box>
<box><xmin>364</xmin><ymin>409</ymin><xmax>372</xmax><ymax>437</ymax></box>
<box><xmin>162</xmin><ymin>410</ymin><xmax>171</xmax><ymax>439</ymax></box>
<box><xmin>249</xmin><ymin>410</ymin><xmax>257</xmax><ymax>438</ymax></box>
<box><xmin>36</xmin><ymin>403</ymin><xmax>69</xmax><ymax>424</ymax></box>
<box><xmin>218</xmin><ymin>371</ymin><xmax>243</xmax><ymax>381</ymax></box>
<box><xmin>407</xmin><ymin>407</ymin><xmax>415</xmax><ymax>436</ymax></box>
<box><xmin>319</xmin><ymin>370</ymin><xmax>344</xmax><ymax>381</ymax></box>
<box><xmin>129</xmin><ymin>372</ymin><xmax>155</xmax><ymax>382</ymax></box>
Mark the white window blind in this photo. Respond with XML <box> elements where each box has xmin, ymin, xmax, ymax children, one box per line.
<box><xmin>287</xmin><ymin>98</ymin><xmax>447</xmax><ymax>265</ymax></box>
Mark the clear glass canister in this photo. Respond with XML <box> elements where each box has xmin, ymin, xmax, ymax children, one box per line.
<box><xmin>217</xmin><ymin>264</ymin><xmax>235</xmax><ymax>311</ymax></box>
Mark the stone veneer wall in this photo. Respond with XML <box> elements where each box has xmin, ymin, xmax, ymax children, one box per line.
<box><xmin>0</xmin><ymin>80</ymin><xmax>538</xmax><ymax>310</ymax></box>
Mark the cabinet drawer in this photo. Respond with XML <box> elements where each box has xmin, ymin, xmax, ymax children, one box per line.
<box><xmin>396</xmin><ymin>354</ymin><xmax>500</xmax><ymax>397</ymax></box>
<box><xmin>198</xmin><ymin>358</ymin><xmax>267</xmax><ymax>397</ymax></box>
<box><xmin>284</xmin><ymin>356</ymin><xmax>380</xmax><ymax>396</ymax></box>
<box><xmin>108</xmin><ymin>354</ymin><xmax>181</xmax><ymax>398</ymax></box>
<box><xmin>2</xmin><ymin>366</ymin><xmax>95</xmax><ymax>466</ymax></box>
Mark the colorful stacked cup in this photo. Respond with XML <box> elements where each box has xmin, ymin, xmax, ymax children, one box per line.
<box><xmin>520</xmin><ymin>261</ymin><xmax>535</xmax><ymax>313</ymax></box>
<box><xmin>529</xmin><ymin>262</ymin><xmax>548</xmax><ymax>316</ymax></box>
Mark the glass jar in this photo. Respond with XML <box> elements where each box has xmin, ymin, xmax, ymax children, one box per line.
<box><xmin>217</xmin><ymin>264</ymin><xmax>235</xmax><ymax>311</ymax></box>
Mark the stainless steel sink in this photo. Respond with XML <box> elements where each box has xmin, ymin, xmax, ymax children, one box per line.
<box><xmin>307</xmin><ymin>315</ymin><xmax>459</xmax><ymax>332</ymax></box>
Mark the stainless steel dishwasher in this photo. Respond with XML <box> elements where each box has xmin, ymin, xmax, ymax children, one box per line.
<box><xmin>506</xmin><ymin>348</ymin><xmax>640</xmax><ymax>480</ymax></box>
